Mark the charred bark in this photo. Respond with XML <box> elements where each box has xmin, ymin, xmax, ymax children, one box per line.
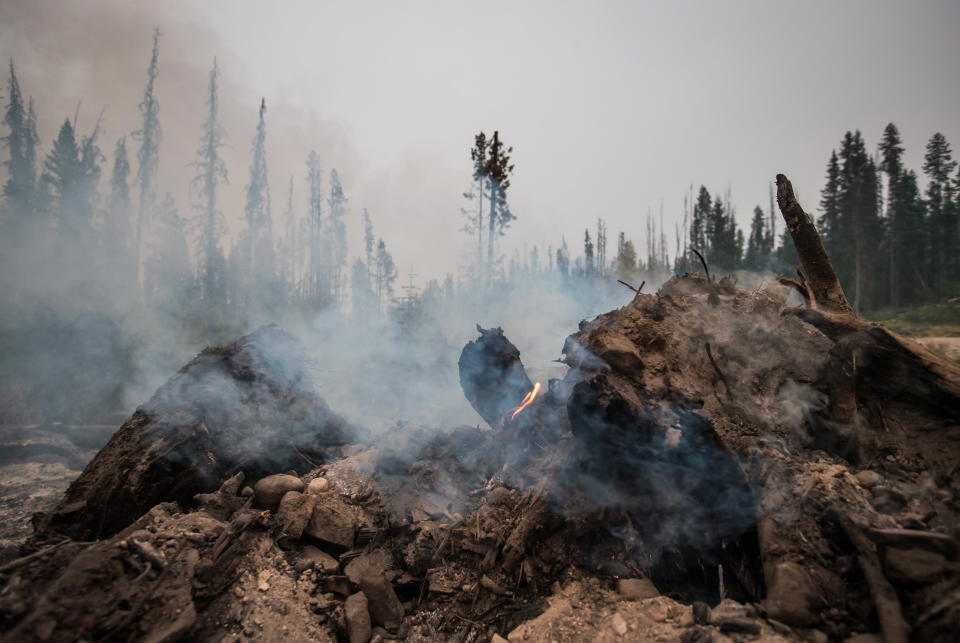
<box><xmin>458</xmin><ymin>325</ymin><xmax>533</xmax><ymax>429</ymax></box>
<box><xmin>776</xmin><ymin>173</ymin><xmax>853</xmax><ymax>314</ymax></box>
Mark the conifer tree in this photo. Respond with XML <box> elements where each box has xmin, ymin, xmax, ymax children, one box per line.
<box><xmin>280</xmin><ymin>176</ymin><xmax>297</xmax><ymax>300</ymax></box>
<box><xmin>362</xmin><ymin>208</ymin><xmax>375</xmax><ymax>283</ymax></box>
<box><xmin>2</xmin><ymin>61</ymin><xmax>35</xmax><ymax>218</ymax></box>
<box><xmin>484</xmin><ymin>131</ymin><xmax>515</xmax><ymax>282</ymax></box>
<box><xmin>818</xmin><ymin>151</ymin><xmax>841</xmax><ymax>256</ymax></box>
<box><xmin>583</xmin><ymin>229</ymin><xmax>594</xmax><ymax>276</ymax></box>
<box><xmin>192</xmin><ymin>58</ymin><xmax>228</xmax><ymax>305</ymax></box>
<box><xmin>879</xmin><ymin>123</ymin><xmax>907</xmax><ymax>307</ymax></box>
<box><xmin>690</xmin><ymin>186</ymin><xmax>711</xmax><ymax>258</ymax></box>
<box><xmin>836</xmin><ymin>130</ymin><xmax>881</xmax><ymax>310</ymax></box>
<box><xmin>104</xmin><ymin>137</ymin><xmax>134</xmax><ymax>292</ymax></box>
<box><xmin>328</xmin><ymin>168</ymin><xmax>348</xmax><ymax>305</ymax></box>
<box><xmin>469</xmin><ymin>132</ymin><xmax>488</xmax><ymax>277</ymax></box>
<box><xmin>243</xmin><ymin>98</ymin><xmax>274</xmax><ymax>309</ymax></box>
<box><xmin>923</xmin><ymin>132</ymin><xmax>957</xmax><ymax>297</ymax></box>
<box><xmin>134</xmin><ymin>29</ymin><xmax>161</xmax><ymax>288</ymax></box>
<box><xmin>374</xmin><ymin>238</ymin><xmax>397</xmax><ymax>313</ymax></box>
<box><xmin>744</xmin><ymin>206</ymin><xmax>771</xmax><ymax>271</ymax></box>
<box><xmin>613</xmin><ymin>231</ymin><xmax>637</xmax><ymax>278</ymax></box>
<box><xmin>304</xmin><ymin>150</ymin><xmax>328</xmax><ymax>308</ymax></box>
<box><xmin>145</xmin><ymin>192</ymin><xmax>192</xmax><ymax>310</ymax></box>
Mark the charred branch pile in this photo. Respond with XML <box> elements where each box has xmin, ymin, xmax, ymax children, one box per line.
<box><xmin>2</xmin><ymin>176</ymin><xmax>960</xmax><ymax>642</ymax></box>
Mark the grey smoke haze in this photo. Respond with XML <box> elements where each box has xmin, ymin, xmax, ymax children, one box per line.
<box><xmin>2</xmin><ymin>0</ymin><xmax>958</xmax><ymax>281</ymax></box>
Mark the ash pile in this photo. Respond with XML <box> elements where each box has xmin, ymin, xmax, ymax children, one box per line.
<box><xmin>2</xmin><ymin>177</ymin><xmax>960</xmax><ymax>643</ymax></box>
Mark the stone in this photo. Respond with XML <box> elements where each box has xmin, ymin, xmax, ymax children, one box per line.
<box><xmin>617</xmin><ymin>577</ymin><xmax>659</xmax><ymax>600</ymax></box>
<box><xmin>692</xmin><ymin>602</ymin><xmax>710</xmax><ymax>625</ymax></box>
<box><xmin>275</xmin><ymin>491</ymin><xmax>315</xmax><ymax>539</ymax></box>
<box><xmin>345</xmin><ymin>592</ymin><xmax>372</xmax><ymax>643</ymax></box>
<box><xmin>253</xmin><ymin>474</ymin><xmax>304</xmax><ymax>511</ymax></box>
<box><xmin>763</xmin><ymin>561</ymin><xmax>819</xmax><ymax>627</ymax></box>
<box><xmin>345</xmin><ymin>550</ymin><xmax>393</xmax><ymax>585</ymax></box>
<box><xmin>307</xmin><ymin>477</ymin><xmax>331</xmax><ymax>494</ymax></box>
<box><xmin>305</xmin><ymin>495</ymin><xmax>359</xmax><ymax>550</ymax></box>
<box><xmin>302</xmin><ymin>545</ymin><xmax>340</xmax><ymax>574</ymax></box>
<box><xmin>611</xmin><ymin>612</ymin><xmax>628</xmax><ymax>636</ymax></box>
<box><xmin>855</xmin><ymin>470</ymin><xmax>882</xmax><ymax>488</ymax></box>
<box><xmin>844</xmin><ymin>634</ymin><xmax>883</xmax><ymax>643</ymax></box>
<box><xmin>492</xmin><ymin>635</ymin><xmax>509</xmax><ymax>643</ymax></box>
<box><xmin>358</xmin><ymin>572</ymin><xmax>404</xmax><ymax>630</ymax></box>
<box><xmin>884</xmin><ymin>547</ymin><xmax>946</xmax><ymax>584</ymax></box>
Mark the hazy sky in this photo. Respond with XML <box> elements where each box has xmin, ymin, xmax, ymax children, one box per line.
<box><xmin>2</xmin><ymin>0</ymin><xmax>958</xmax><ymax>282</ymax></box>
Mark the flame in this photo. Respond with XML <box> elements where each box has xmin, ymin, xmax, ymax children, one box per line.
<box><xmin>510</xmin><ymin>381</ymin><xmax>542</xmax><ymax>420</ymax></box>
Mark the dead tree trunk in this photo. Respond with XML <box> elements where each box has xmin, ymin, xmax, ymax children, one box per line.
<box><xmin>775</xmin><ymin>173</ymin><xmax>853</xmax><ymax>315</ymax></box>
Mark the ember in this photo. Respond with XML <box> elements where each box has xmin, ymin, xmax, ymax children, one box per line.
<box><xmin>509</xmin><ymin>381</ymin><xmax>541</xmax><ymax>420</ymax></box>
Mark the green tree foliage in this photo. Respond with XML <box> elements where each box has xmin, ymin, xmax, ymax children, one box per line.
<box><xmin>2</xmin><ymin>61</ymin><xmax>39</xmax><ymax>219</ymax></box>
<box><xmin>134</xmin><ymin>29</ymin><xmax>161</xmax><ymax>289</ymax></box>
<box><xmin>923</xmin><ymin>132</ymin><xmax>958</xmax><ymax>298</ymax></box>
<box><xmin>744</xmin><ymin>206</ymin><xmax>772</xmax><ymax>271</ymax></box>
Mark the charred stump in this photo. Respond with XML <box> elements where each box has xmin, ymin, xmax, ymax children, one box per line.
<box><xmin>458</xmin><ymin>325</ymin><xmax>533</xmax><ymax>429</ymax></box>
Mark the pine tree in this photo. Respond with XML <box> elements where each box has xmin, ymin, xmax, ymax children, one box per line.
<box><xmin>304</xmin><ymin>151</ymin><xmax>328</xmax><ymax>308</ymax></box>
<box><xmin>145</xmin><ymin>192</ymin><xmax>192</xmax><ymax>310</ymax></box>
<box><xmin>43</xmin><ymin>119</ymin><xmax>101</xmax><ymax>241</ymax></box>
<box><xmin>192</xmin><ymin>58</ymin><xmax>228</xmax><ymax>305</ymax></box>
<box><xmin>596</xmin><ymin>218</ymin><xmax>607</xmax><ymax>276</ymax></box>
<box><xmin>690</xmin><ymin>186</ymin><xmax>711</xmax><ymax>258</ymax></box>
<box><xmin>328</xmin><ymin>168</ymin><xmax>348</xmax><ymax>305</ymax></box>
<box><xmin>923</xmin><ymin>132</ymin><xmax>957</xmax><ymax>297</ymax></box>
<box><xmin>134</xmin><ymin>29</ymin><xmax>161</xmax><ymax>289</ymax></box>
<box><xmin>879</xmin><ymin>123</ymin><xmax>907</xmax><ymax>307</ymax></box>
<box><xmin>744</xmin><ymin>206</ymin><xmax>770</xmax><ymax>271</ymax></box>
<box><xmin>2</xmin><ymin>61</ymin><xmax>38</xmax><ymax>219</ymax></box>
<box><xmin>280</xmin><ymin>176</ymin><xmax>297</xmax><ymax>300</ymax></box>
<box><xmin>835</xmin><ymin>131</ymin><xmax>882</xmax><ymax>311</ymax></box>
<box><xmin>818</xmin><ymin>151</ymin><xmax>841</xmax><ymax>256</ymax></box>
<box><xmin>583</xmin><ymin>229</ymin><xmax>594</xmax><ymax>276</ymax></box>
<box><xmin>3</xmin><ymin>60</ymin><xmax>36</xmax><ymax>219</ymax></box>
<box><xmin>613</xmin><ymin>231</ymin><xmax>637</xmax><ymax>278</ymax></box>
<box><xmin>556</xmin><ymin>237</ymin><xmax>570</xmax><ymax>277</ymax></box>
<box><xmin>469</xmin><ymin>132</ymin><xmax>488</xmax><ymax>278</ymax></box>
<box><xmin>243</xmin><ymin>98</ymin><xmax>274</xmax><ymax>309</ymax></box>
<box><xmin>103</xmin><ymin>137</ymin><xmax>134</xmax><ymax>292</ymax></box>
<box><xmin>374</xmin><ymin>238</ymin><xmax>397</xmax><ymax>313</ymax></box>
<box><xmin>362</xmin><ymin>208</ymin><xmax>375</xmax><ymax>283</ymax></box>
<box><xmin>484</xmin><ymin>131</ymin><xmax>515</xmax><ymax>283</ymax></box>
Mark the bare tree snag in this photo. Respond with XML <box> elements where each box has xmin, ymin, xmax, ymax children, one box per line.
<box><xmin>775</xmin><ymin>174</ymin><xmax>853</xmax><ymax>315</ymax></box>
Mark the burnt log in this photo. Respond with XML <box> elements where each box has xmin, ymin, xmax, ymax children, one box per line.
<box><xmin>32</xmin><ymin>324</ymin><xmax>357</xmax><ymax>542</ymax></box>
<box><xmin>776</xmin><ymin>173</ymin><xmax>853</xmax><ymax>314</ymax></box>
<box><xmin>458</xmin><ymin>325</ymin><xmax>533</xmax><ymax>429</ymax></box>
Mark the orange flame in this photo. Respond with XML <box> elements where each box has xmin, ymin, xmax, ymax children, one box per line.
<box><xmin>510</xmin><ymin>381</ymin><xmax>542</xmax><ymax>420</ymax></box>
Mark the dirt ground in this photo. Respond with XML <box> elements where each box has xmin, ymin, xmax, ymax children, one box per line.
<box><xmin>916</xmin><ymin>337</ymin><xmax>960</xmax><ymax>361</ymax></box>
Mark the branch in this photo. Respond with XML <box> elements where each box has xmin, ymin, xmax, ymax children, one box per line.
<box><xmin>690</xmin><ymin>247</ymin><xmax>711</xmax><ymax>282</ymax></box>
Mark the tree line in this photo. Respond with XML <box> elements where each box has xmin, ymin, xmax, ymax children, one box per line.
<box><xmin>1</xmin><ymin>32</ymin><xmax>399</xmax><ymax>337</ymax></box>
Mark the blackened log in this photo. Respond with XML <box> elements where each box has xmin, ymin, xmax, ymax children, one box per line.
<box><xmin>33</xmin><ymin>325</ymin><xmax>357</xmax><ymax>542</ymax></box>
<box><xmin>458</xmin><ymin>326</ymin><xmax>533</xmax><ymax>429</ymax></box>
<box><xmin>775</xmin><ymin>174</ymin><xmax>853</xmax><ymax>315</ymax></box>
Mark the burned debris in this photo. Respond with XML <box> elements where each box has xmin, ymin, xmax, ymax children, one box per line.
<box><xmin>2</xmin><ymin>176</ymin><xmax>960</xmax><ymax>642</ymax></box>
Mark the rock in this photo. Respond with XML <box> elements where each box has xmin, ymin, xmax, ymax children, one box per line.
<box><xmin>492</xmin><ymin>635</ymin><xmax>509</xmax><ymax>643</ymax></box>
<box><xmin>855</xmin><ymin>470</ymin><xmax>882</xmax><ymax>488</ymax></box>
<box><xmin>692</xmin><ymin>602</ymin><xmax>710</xmax><ymax>625</ymax></box>
<box><xmin>844</xmin><ymin>634</ymin><xmax>883</xmax><ymax>643</ymax></box>
<box><xmin>611</xmin><ymin>612</ymin><xmax>628</xmax><ymax>636</ymax></box>
<box><xmin>884</xmin><ymin>547</ymin><xmax>946</xmax><ymax>584</ymax></box>
<box><xmin>240</xmin><ymin>486</ymin><xmax>254</xmax><ymax>497</ymax></box>
<box><xmin>275</xmin><ymin>491</ymin><xmax>315</xmax><ymax>539</ymax></box>
<box><xmin>306</xmin><ymin>494</ymin><xmax>358</xmax><ymax>550</ymax></box>
<box><xmin>345</xmin><ymin>592</ymin><xmax>372</xmax><ymax>643</ymax></box>
<box><xmin>307</xmin><ymin>477</ymin><xmax>331</xmax><ymax>494</ymax></box>
<box><xmin>345</xmin><ymin>550</ymin><xmax>393</xmax><ymax>585</ymax></box>
<box><xmin>302</xmin><ymin>545</ymin><xmax>340</xmax><ymax>574</ymax></box>
<box><xmin>617</xmin><ymin>577</ymin><xmax>659</xmax><ymax>600</ymax></box>
<box><xmin>358</xmin><ymin>572</ymin><xmax>404</xmax><ymax>630</ymax></box>
<box><xmin>253</xmin><ymin>474</ymin><xmax>304</xmax><ymax>511</ymax></box>
<box><xmin>762</xmin><ymin>562</ymin><xmax>819</xmax><ymax>627</ymax></box>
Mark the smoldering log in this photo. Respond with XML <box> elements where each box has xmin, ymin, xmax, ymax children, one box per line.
<box><xmin>458</xmin><ymin>325</ymin><xmax>533</xmax><ymax>428</ymax></box>
<box><xmin>32</xmin><ymin>325</ymin><xmax>357</xmax><ymax>542</ymax></box>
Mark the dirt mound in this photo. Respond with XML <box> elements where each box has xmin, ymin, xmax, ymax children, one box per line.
<box><xmin>2</xmin><ymin>271</ymin><xmax>960</xmax><ymax>642</ymax></box>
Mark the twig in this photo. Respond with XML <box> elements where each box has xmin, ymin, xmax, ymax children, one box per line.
<box><xmin>690</xmin><ymin>247</ymin><xmax>711</xmax><ymax>282</ymax></box>
<box><xmin>616</xmin><ymin>279</ymin><xmax>645</xmax><ymax>294</ymax></box>
<box><xmin>829</xmin><ymin>507</ymin><xmax>909</xmax><ymax>643</ymax></box>
<box><xmin>0</xmin><ymin>539</ymin><xmax>70</xmax><ymax>574</ymax></box>
<box><xmin>705</xmin><ymin>343</ymin><xmax>730</xmax><ymax>395</ymax></box>
<box><xmin>453</xmin><ymin>613</ymin><xmax>485</xmax><ymax>630</ymax></box>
